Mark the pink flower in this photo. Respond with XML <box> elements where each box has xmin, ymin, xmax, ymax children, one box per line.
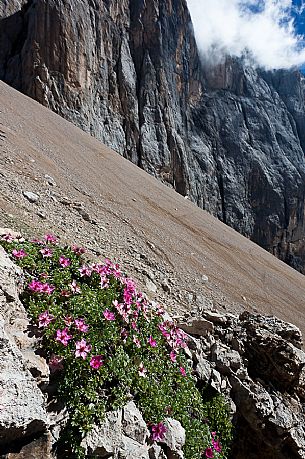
<box><xmin>40</xmin><ymin>247</ymin><xmax>53</xmax><ymax>257</ymax></box>
<box><xmin>90</xmin><ymin>355</ymin><xmax>104</xmax><ymax>369</ymax></box>
<box><xmin>40</xmin><ymin>283</ymin><xmax>55</xmax><ymax>295</ymax></box>
<box><xmin>103</xmin><ymin>309</ymin><xmax>115</xmax><ymax>321</ymax></box>
<box><xmin>70</xmin><ymin>280</ymin><xmax>81</xmax><ymax>294</ymax></box>
<box><xmin>28</xmin><ymin>280</ymin><xmax>54</xmax><ymax>294</ymax></box>
<box><xmin>211</xmin><ymin>432</ymin><xmax>216</xmax><ymax>438</ymax></box>
<box><xmin>212</xmin><ymin>439</ymin><xmax>222</xmax><ymax>453</ymax></box>
<box><xmin>74</xmin><ymin>318</ymin><xmax>89</xmax><ymax>332</ymax></box>
<box><xmin>133</xmin><ymin>336</ymin><xmax>141</xmax><ymax>348</ymax></box>
<box><xmin>148</xmin><ymin>336</ymin><xmax>157</xmax><ymax>347</ymax></box>
<box><xmin>56</xmin><ymin>328</ymin><xmax>72</xmax><ymax>346</ymax></box>
<box><xmin>151</xmin><ymin>422</ymin><xmax>167</xmax><ymax>441</ymax></box>
<box><xmin>179</xmin><ymin>367</ymin><xmax>186</xmax><ymax>377</ymax></box>
<box><xmin>59</xmin><ymin>256</ymin><xmax>71</xmax><ymax>267</ymax></box>
<box><xmin>79</xmin><ymin>265</ymin><xmax>92</xmax><ymax>277</ymax></box>
<box><xmin>44</xmin><ymin>233</ymin><xmax>57</xmax><ymax>243</ymax></box>
<box><xmin>72</xmin><ymin>245</ymin><xmax>85</xmax><ymax>255</ymax></box>
<box><xmin>28</xmin><ymin>279</ymin><xmax>42</xmax><ymax>292</ymax></box>
<box><xmin>75</xmin><ymin>339</ymin><xmax>92</xmax><ymax>359</ymax></box>
<box><xmin>2</xmin><ymin>233</ymin><xmax>13</xmax><ymax>242</ymax></box>
<box><xmin>138</xmin><ymin>363</ymin><xmax>147</xmax><ymax>377</ymax></box>
<box><xmin>38</xmin><ymin>310</ymin><xmax>54</xmax><ymax>328</ymax></box>
<box><xmin>205</xmin><ymin>447</ymin><xmax>214</xmax><ymax>458</ymax></box>
<box><xmin>49</xmin><ymin>354</ymin><xmax>64</xmax><ymax>373</ymax></box>
<box><xmin>170</xmin><ymin>351</ymin><xmax>177</xmax><ymax>362</ymax></box>
<box><xmin>12</xmin><ymin>249</ymin><xmax>27</xmax><ymax>258</ymax></box>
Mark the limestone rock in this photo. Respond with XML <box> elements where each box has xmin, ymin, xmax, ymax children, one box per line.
<box><xmin>160</xmin><ymin>419</ymin><xmax>185</xmax><ymax>459</ymax></box>
<box><xmin>0</xmin><ymin>318</ymin><xmax>48</xmax><ymax>446</ymax></box>
<box><xmin>177</xmin><ymin>318</ymin><xmax>214</xmax><ymax>336</ymax></box>
<box><xmin>22</xmin><ymin>191</ymin><xmax>39</xmax><ymax>204</ymax></box>
<box><xmin>211</xmin><ymin>342</ymin><xmax>242</xmax><ymax>375</ymax></box>
<box><xmin>81</xmin><ymin>402</ymin><xmax>150</xmax><ymax>458</ymax></box>
<box><xmin>122</xmin><ymin>401</ymin><xmax>149</xmax><ymax>444</ymax></box>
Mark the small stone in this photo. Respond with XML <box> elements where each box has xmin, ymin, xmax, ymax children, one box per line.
<box><xmin>145</xmin><ymin>279</ymin><xmax>157</xmax><ymax>293</ymax></box>
<box><xmin>185</xmin><ymin>292</ymin><xmax>194</xmax><ymax>303</ymax></box>
<box><xmin>203</xmin><ymin>310</ymin><xmax>227</xmax><ymax>325</ymax></box>
<box><xmin>147</xmin><ymin>241</ymin><xmax>156</xmax><ymax>250</ymax></box>
<box><xmin>59</xmin><ymin>196</ymin><xmax>72</xmax><ymax>206</ymax></box>
<box><xmin>44</xmin><ymin>174</ymin><xmax>56</xmax><ymax>186</ymax></box>
<box><xmin>162</xmin><ymin>281</ymin><xmax>171</xmax><ymax>294</ymax></box>
<box><xmin>37</xmin><ymin>211</ymin><xmax>46</xmax><ymax>220</ymax></box>
<box><xmin>22</xmin><ymin>191</ymin><xmax>39</xmax><ymax>203</ymax></box>
<box><xmin>201</xmin><ymin>275</ymin><xmax>209</xmax><ymax>282</ymax></box>
<box><xmin>75</xmin><ymin>207</ymin><xmax>91</xmax><ymax>222</ymax></box>
<box><xmin>178</xmin><ymin>318</ymin><xmax>214</xmax><ymax>336</ymax></box>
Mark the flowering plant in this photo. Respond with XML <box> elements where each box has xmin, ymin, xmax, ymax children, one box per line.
<box><xmin>0</xmin><ymin>233</ymin><xmax>232</xmax><ymax>458</ymax></box>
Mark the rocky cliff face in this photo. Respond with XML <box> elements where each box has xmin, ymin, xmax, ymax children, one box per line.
<box><xmin>1</xmin><ymin>0</ymin><xmax>305</xmax><ymax>272</ymax></box>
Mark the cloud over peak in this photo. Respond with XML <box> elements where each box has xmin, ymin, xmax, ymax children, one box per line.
<box><xmin>187</xmin><ymin>0</ymin><xmax>305</xmax><ymax>69</ymax></box>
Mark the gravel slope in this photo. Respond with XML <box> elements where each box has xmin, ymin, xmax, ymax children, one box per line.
<box><xmin>1</xmin><ymin>81</ymin><xmax>305</xmax><ymax>336</ymax></box>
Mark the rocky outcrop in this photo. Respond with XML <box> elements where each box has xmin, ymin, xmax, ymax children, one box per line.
<box><xmin>0</xmin><ymin>245</ymin><xmax>49</xmax><ymax>456</ymax></box>
<box><xmin>180</xmin><ymin>308</ymin><xmax>305</xmax><ymax>459</ymax></box>
<box><xmin>1</xmin><ymin>1</ymin><xmax>305</xmax><ymax>272</ymax></box>
<box><xmin>81</xmin><ymin>403</ymin><xmax>185</xmax><ymax>459</ymax></box>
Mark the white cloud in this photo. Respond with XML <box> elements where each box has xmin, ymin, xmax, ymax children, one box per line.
<box><xmin>186</xmin><ymin>0</ymin><xmax>305</xmax><ymax>69</ymax></box>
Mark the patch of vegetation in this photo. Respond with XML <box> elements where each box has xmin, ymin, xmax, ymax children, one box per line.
<box><xmin>1</xmin><ymin>233</ymin><xmax>233</xmax><ymax>458</ymax></box>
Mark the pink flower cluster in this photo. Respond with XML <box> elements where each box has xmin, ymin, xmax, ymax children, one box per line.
<box><xmin>40</xmin><ymin>247</ymin><xmax>53</xmax><ymax>257</ymax></box>
<box><xmin>28</xmin><ymin>280</ymin><xmax>55</xmax><ymax>295</ymax></box>
<box><xmin>52</xmin><ymin>317</ymin><xmax>103</xmax><ymax>369</ymax></box>
<box><xmin>12</xmin><ymin>249</ymin><xmax>27</xmax><ymax>258</ymax></box>
<box><xmin>59</xmin><ymin>256</ymin><xmax>71</xmax><ymax>267</ymax></box>
<box><xmin>38</xmin><ymin>310</ymin><xmax>54</xmax><ymax>328</ymax></box>
<box><xmin>150</xmin><ymin>422</ymin><xmax>167</xmax><ymax>441</ymax></box>
<box><xmin>205</xmin><ymin>432</ymin><xmax>222</xmax><ymax>458</ymax></box>
<box><xmin>75</xmin><ymin>318</ymin><xmax>89</xmax><ymax>332</ymax></box>
<box><xmin>158</xmin><ymin>321</ymin><xmax>188</xmax><ymax>351</ymax></box>
<box><xmin>90</xmin><ymin>355</ymin><xmax>104</xmax><ymax>369</ymax></box>
<box><xmin>44</xmin><ymin>234</ymin><xmax>58</xmax><ymax>244</ymax></box>
<box><xmin>70</xmin><ymin>279</ymin><xmax>81</xmax><ymax>294</ymax></box>
<box><xmin>72</xmin><ymin>245</ymin><xmax>85</xmax><ymax>255</ymax></box>
<box><xmin>75</xmin><ymin>339</ymin><xmax>92</xmax><ymax>359</ymax></box>
<box><xmin>56</xmin><ymin>328</ymin><xmax>72</xmax><ymax>346</ymax></box>
<box><xmin>2</xmin><ymin>233</ymin><xmax>14</xmax><ymax>242</ymax></box>
<box><xmin>103</xmin><ymin>309</ymin><xmax>115</xmax><ymax>321</ymax></box>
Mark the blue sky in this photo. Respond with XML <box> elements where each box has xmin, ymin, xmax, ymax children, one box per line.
<box><xmin>291</xmin><ymin>0</ymin><xmax>305</xmax><ymax>70</ymax></box>
<box><xmin>293</xmin><ymin>1</ymin><xmax>305</xmax><ymax>35</ymax></box>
